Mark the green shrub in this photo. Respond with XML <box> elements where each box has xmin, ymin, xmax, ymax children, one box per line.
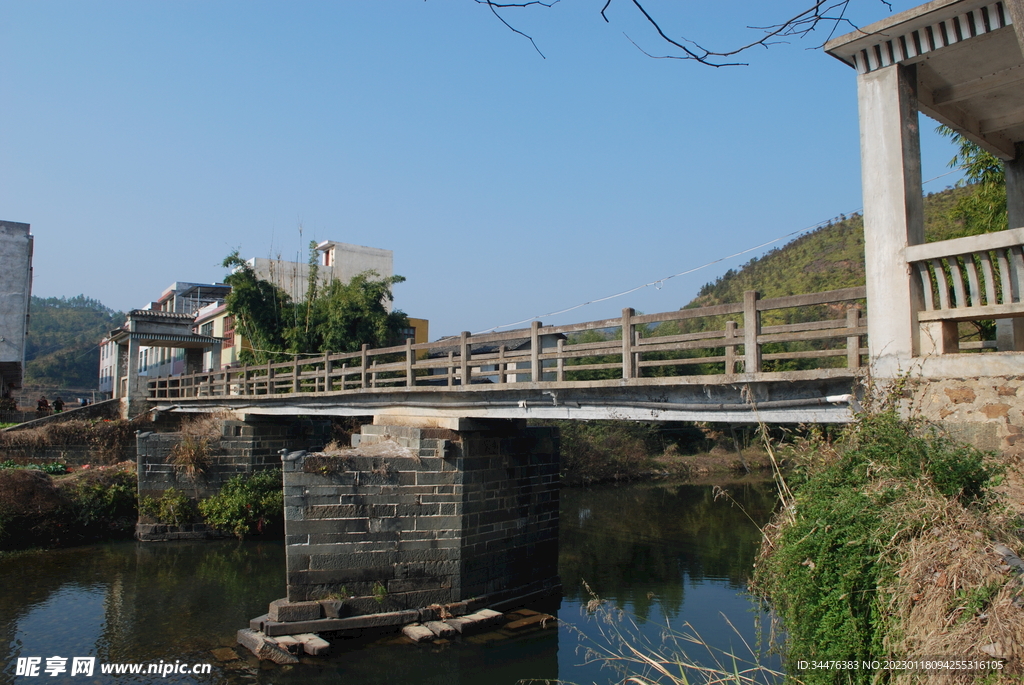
<box><xmin>58</xmin><ymin>468</ymin><xmax>138</xmax><ymax>539</ymax></box>
<box><xmin>0</xmin><ymin>460</ymin><xmax>67</xmax><ymax>474</ymax></box>
<box><xmin>198</xmin><ymin>470</ymin><xmax>283</xmax><ymax>539</ymax></box>
<box><xmin>138</xmin><ymin>487</ymin><xmax>200</xmax><ymax>526</ymax></box>
<box><xmin>753</xmin><ymin>411</ymin><xmax>1002</xmax><ymax>680</ymax></box>
<box><xmin>555</xmin><ymin>420</ymin><xmax>662</xmax><ymax>483</ymax></box>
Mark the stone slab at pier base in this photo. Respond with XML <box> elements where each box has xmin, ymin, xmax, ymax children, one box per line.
<box><xmin>281</xmin><ymin>417</ymin><xmax>560</xmax><ymax>614</ymax></box>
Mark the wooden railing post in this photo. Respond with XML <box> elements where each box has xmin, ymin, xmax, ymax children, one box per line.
<box><xmin>556</xmin><ymin>339</ymin><xmax>564</xmax><ymax>383</ymax></box>
<box><xmin>460</xmin><ymin>331</ymin><xmax>471</xmax><ymax>386</ymax></box>
<box><xmin>725</xmin><ymin>321</ymin><xmax>738</xmax><ymax>374</ymax></box>
<box><xmin>621</xmin><ymin>308</ymin><xmax>635</xmax><ymax>379</ymax></box>
<box><xmin>846</xmin><ymin>308</ymin><xmax>862</xmax><ymax>369</ymax></box>
<box><xmin>371</xmin><ymin>359</ymin><xmax>378</xmax><ymax>388</ymax></box>
<box><xmin>530</xmin><ymin>321</ymin><xmax>540</xmax><ymax>382</ymax></box>
<box><xmin>292</xmin><ymin>356</ymin><xmax>300</xmax><ymax>393</ymax></box>
<box><xmin>743</xmin><ymin>291</ymin><xmax>761</xmax><ymax>374</ymax></box>
<box><xmin>361</xmin><ymin>344</ymin><xmax>369</xmax><ymax>388</ymax></box>
<box><xmin>406</xmin><ymin>338</ymin><xmax>414</xmax><ymax>387</ymax></box>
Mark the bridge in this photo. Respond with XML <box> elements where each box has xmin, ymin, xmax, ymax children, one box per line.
<box><xmin>119</xmin><ymin>0</ymin><xmax>1024</xmax><ymax>641</ymax></box>
<box><xmin>144</xmin><ymin>287</ymin><xmax>868</xmax><ymax>424</ymax></box>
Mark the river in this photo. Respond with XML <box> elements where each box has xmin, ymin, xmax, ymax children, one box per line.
<box><xmin>1</xmin><ymin>479</ymin><xmax>778</xmax><ymax>684</ymax></box>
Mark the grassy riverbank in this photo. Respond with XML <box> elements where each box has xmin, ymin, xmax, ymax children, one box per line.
<box><xmin>753</xmin><ymin>411</ymin><xmax>1023</xmax><ymax>682</ymax></box>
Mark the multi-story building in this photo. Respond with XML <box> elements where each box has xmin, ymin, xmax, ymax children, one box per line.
<box><xmin>98</xmin><ymin>282</ymin><xmax>231</xmax><ymax>396</ymax></box>
<box><xmin>0</xmin><ymin>221</ymin><xmax>33</xmax><ymax>399</ymax></box>
<box><xmin>100</xmin><ymin>240</ymin><xmax>423</xmax><ymax>395</ymax></box>
<box><xmin>248</xmin><ymin>240</ymin><xmax>394</xmax><ymax>310</ymax></box>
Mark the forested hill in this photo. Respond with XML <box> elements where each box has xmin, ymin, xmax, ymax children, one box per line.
<box><xmin>24</xmin><ymin>295</ymin><xmax>123</xmax><ymax>389</ymax></box>
<box><xmin>685</xmin><ymin>187</ymin><xmax>970</xmax><ymax>308</ymax></box>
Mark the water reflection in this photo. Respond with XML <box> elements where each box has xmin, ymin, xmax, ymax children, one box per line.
<box><xmin>0</xmin><ymin>480</ymin><xmax>776</xmax><ymax>685</ymax></box>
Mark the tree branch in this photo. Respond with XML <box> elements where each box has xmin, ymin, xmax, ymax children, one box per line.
<box><xmin>477</xmin><ymin>0</ymin><xmax>894</xmax><ymax>67</ymax></box>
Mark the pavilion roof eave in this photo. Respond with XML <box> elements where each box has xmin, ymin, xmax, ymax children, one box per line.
<box><xmin>826</xmin><ymin>0</ymin><xmax>1024</xmax><ymax>160</ymax></box>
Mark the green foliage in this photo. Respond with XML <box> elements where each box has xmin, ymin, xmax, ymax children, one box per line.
<box><xmin>0</xmin><ymin>460</ymin><xmax>67</xmax><ymax>474</ymax></box>
<box><xmin>937</xmin><ymin>126</ymin><xmax>1006</xmax><ymax>239</ymax></box>
<box><xmin>198</xmin><ymin>470</ymin><xmax>283</xmax><ymax>539</ymax></box>
<box><xmin>24</xmin><ymin>295</ymin><xmax>123</xmax><ymax>389</ymax></box>
<box><xmin>222</xmin><ymin>248</ymin><xmax>410</xmax><ymax>364</ymax></box>
<box><xmin>222</xmin><ymin>252</ymin><xmax>292</xmax><ymax>363</ymax></box>
<box><xmin>60</xmin><ymin>469</ymin><xmax>138</xmax><ymax>535</ymax></box>
<box><xmin>753</xmin><ymin>412</ymin><xmax>1002</xmax><ymax>677</ymax></box>
<box><xmin>372</xmin><ymin>580</ymin><xmax>388</xmax><ymax>605</ymax></box>
<box><xmin>555</xmin><ymin>420</ymin><xmax>662</xmax><ymax>483</ymax></box>
<box><xmin>139</xmin><ymin>487</ymin><xmax>201</xmax><ymax>526</ymax></box>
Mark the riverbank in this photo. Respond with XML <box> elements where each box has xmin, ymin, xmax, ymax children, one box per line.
<box><xmin>545</xmin><ymin>418</ymin><xmax>776</xmax><ymax>486</ymax></box>
<box><xmin>753</xmin><ymin>410</ymin><xmax>1024</xmax><ymax>682</ymax></box>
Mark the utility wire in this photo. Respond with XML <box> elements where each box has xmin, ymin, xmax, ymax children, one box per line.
<box><xmin>474</xmin><ymin>169</ymin><xmax>962</xmax><ymax>334</ymax></box>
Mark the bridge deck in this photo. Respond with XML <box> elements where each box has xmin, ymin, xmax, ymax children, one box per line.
<box><xmin>150</xmin><ymin>288</ymin><xmax>868</xmax><ymax>423</ymax></box>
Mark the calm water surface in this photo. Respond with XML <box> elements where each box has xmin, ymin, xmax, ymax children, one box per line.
<box><xmin>1</xmin><ymin>480</ymin><xmax>777</xmax><ymax>684</ymax></box>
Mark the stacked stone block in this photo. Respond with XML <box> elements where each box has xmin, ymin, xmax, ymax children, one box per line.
<box><xmin>137</xmin><ymin>417</ymin><xmax>332</xmax><ymax>500</ymax></box>
<box><xmin>282</xmin><ymin>419</ymin><xmax>559</xmax><ymax>614</ymax></box>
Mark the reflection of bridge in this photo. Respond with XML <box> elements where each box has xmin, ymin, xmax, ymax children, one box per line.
<box><xmin>148</xmin><ymin>287</ymin><xmax>868</xmax><ymax>424</ymax></box>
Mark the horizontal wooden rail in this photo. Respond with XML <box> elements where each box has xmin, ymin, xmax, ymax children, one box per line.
<box><xmin>147</xmin><ymin>287</ymin><xmax>867</xmax><ymax>399</ymax></box>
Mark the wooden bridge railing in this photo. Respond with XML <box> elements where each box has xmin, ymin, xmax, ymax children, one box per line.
<box><xmin>147</xmin><ymin>287</ymin><xmax>867</xmax><ymax>399</ymax></box>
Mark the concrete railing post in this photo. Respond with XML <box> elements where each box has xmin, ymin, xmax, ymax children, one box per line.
<box><xmin>743</xmin><ymin>291</ymin><xmax>761</xmax><ymax>374</ymax></box>
<box><xmin>530</xmin><ymin>321</ymin><xmax>541</xmax><ymax>382</ymax></box>
<box><xmin>460</xmin><ymin>332</ymin><xmax>471</xmax><ymax>386</ymax></box>
<box><xmin>292</xmin><ymin>357</ymin><xmax>300</xmax><ymax>393</ymax></box>
<box><xmin>556</xmin><ymin>338</ymin><xmax>565</xmax><ymax>382</ymax></box>
<box><xmin>406</xmin><ymin>339</ymin><xmax>414</xmax><ymax>387</ymax></box>
<box><xmin>846</xmin><ymin>308</ymin><xmax>862</xmax><ymax>368</ymax></box>
<box><xmin>498</xmin><ymin>345</ymin><xmax>507</xmax><ymax>384</ymax></box>
<box><xmin>360</xmin><ymin>344</ymin><xmax>369</xmax><ymax>389</ymax></box>
<box><xmin>725</xmin><ymin>321</ymin><xmax>738</xmax><ymax>374</ymax></box>
<box><xmin>621</xmin><ymin>308</ymin><xmax>635</xmax><ymax>379</ymax></box>
<box><xmin>323</xmin><ymin>352</ymin><xmax>332</xmax><ymax>392</ymax></box>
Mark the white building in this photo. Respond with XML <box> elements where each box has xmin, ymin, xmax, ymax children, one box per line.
<box><xmin>0</xmin><ymin>221</ymin><xmax>33</xmax><ymax>398</ymax></box>
<box><xmin>248</xmin><ymin>240</ymin><xmax>394</xmax><ymax>310</ymax></box>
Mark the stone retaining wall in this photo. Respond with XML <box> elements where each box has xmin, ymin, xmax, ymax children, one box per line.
<box><xmin>137</xmin><ymin>417</ymin><xmax>333</xmax><ymax>500</ymax></box>
<box><xmin>0</xmin><ymin>444</ymin><xmax>134</xmax><ymax>466</ymax></box>
<box><xmin>282</xmin><ymin>419</ymin><xmax>560</xmax><ymax>614</ymax></box>
<box><xmin>909</xmin><ymin>375</ymin><xmax>1024</xmax><ymax>458</ymax></box>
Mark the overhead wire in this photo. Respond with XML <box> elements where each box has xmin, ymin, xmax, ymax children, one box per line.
<box><xmin>473</xmin><ymin>168</ymin><xmax>961</xmax><ymax>334</ymax></box>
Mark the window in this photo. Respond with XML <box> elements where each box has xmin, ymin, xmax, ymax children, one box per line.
<box><xmin>200</xmin><ymin>322</ymin><xmax>214</xmax><ymax>337</ymax></box>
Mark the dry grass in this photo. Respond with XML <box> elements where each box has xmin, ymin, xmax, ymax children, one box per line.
<box><xmin>569</xmin><ymin>583</ymin><xmax>784</xmax><ymax>685</ymax></box>
<box><xmin>0</xmin><ymin>418</ymin><xmax>145</xmax><ymax>464</ymax></box>
<box><xmin>884</xmin><ymin>501</ymin><xmax>1024</xmax><ymax>684</ymax></box>
<box><xmin>167</xmin><ymin>413</ymin><xmax>228</xmax><ymax>479</ymax></box>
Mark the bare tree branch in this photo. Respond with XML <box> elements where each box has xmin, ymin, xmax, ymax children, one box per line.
<box><xmin>473</xmin><ymin>0</ymin><xmax>561</xmax><ymax>59</ymax></box>
<box><xmin>477</xmin><ymin>0</ymin><xmax>894</xmax><ymax>67</ymax></box>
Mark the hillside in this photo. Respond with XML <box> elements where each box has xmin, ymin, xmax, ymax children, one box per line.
<box><xmin>685</xmin><ymin>187</ymin><xmax>970</xmax><ymax>308</ymax></box>
<box><xmin>24</xmin><ymin>295</ymin><xmax>123</xmax><ymax>389</ymax></box>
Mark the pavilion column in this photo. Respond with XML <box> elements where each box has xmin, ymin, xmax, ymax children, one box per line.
<box><xmin>857</xmin><ymin>62</ymin><xmax>925</xmax><ymax>376</ymax></box>
<box><xmin>113</xmin><ymin>343</ymin><xmax>129</xmax><ymax>399</ymax></box>
<box><xmin>126</xmin><ymin>337</ymin><xmax>143</xmax><ymax>401</ymax></box>
<box><xmin>998</xmin><ymin>144</ymin><xmax>1024</xmax><ymax>351</ymax></box>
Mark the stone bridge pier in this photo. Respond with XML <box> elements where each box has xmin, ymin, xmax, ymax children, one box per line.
<box><xmin>281</xmin><ymin>417</ymin><xmax>561</xmax><ymax>616</ymax></box>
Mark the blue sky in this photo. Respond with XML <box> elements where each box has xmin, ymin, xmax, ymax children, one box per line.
<box><xmin>1</xmin><ymin>1</ymin><xmax>962</xmax><ymax>338</ymax></box>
